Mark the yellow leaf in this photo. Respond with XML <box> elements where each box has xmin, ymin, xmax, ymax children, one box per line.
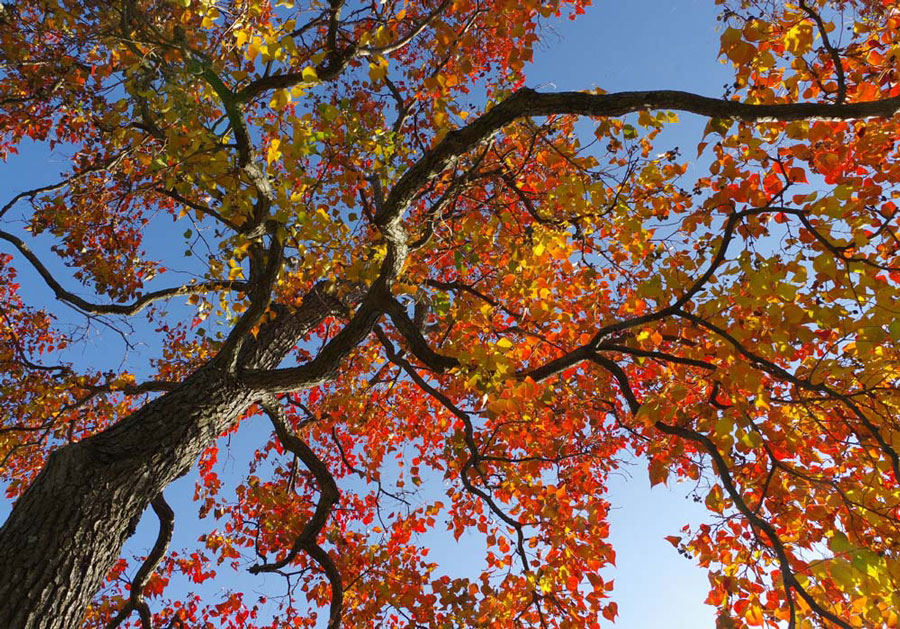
<box><xmin>374</xmin><ymin>25</ymin><xmax>391</xmax><ymax>47</ymax></box>
<box><xmin>721</xmin><ymin>27</ymin><xmax>756</xmax><ymax>65</ymax></box>
<box><xmin>368</xmin><ymin>56</ymin><xmax>389</xmax><ymax>83</ymax></box>
<box><xmin>812</xmin><ymin>253</ymin><xmax>838</xmax><ymax>279</ymax></box>
<box><xmin>245</xmin><ymin>41</ymin><xmax>260</xmax><ymax>62</ymax></box>
<box><xmin>739</xmin><ymin>430</ymin><xmax>762</xmax><ymax>449</ymax></box>
<box><xmin>269</xmin><ymin>89</ymin><xmax>291</xmax><ymax>110</ymax></box>
<box><xmin>302</xmin><ymin>66</ymin><xmax>318</xmax><ymax>82</ymax></box>
<box><xmin>281</xmin><ymin>36</ymin><xmax>297</xmax><ymax>55</ymax></box>
<box><xmin>744</xmin><ymin>604</ymin><xmax>764</xmax><ymax>627</ymax></box>
<box><xmin>784</xmin><ymin>23</ymin><xmax>813</xmax><ymax>54</ymax></box>
<box><xmin>267</xmin><ymin>139</ymin><xmax>282</xmax><ymax>164</ymax></box>
<box><xmin>705</xmin><ymin>485</ymin><xmax>724</xmax><ymax>513</ymax></box>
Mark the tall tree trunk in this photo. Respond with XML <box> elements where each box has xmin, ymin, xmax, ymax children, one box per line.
<box><xmin>0</xmin><ymin>293</ymin><xmax>339</xmax><ymax>628</ymax></box>
<box><xmin>0</xmin><ymin>369</ymin><xmax>253</xmax><ymax>628</ymax></box>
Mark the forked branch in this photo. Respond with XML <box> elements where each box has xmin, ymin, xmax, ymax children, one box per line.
<box><xmin>106</xmin><ymin>494</ymin><xmax>174</xmax><ymax>629</ymax></box>
<box><xmin>252</xmin><ymin>397</ymin><xmax>343</xmax><ymax>629</ymax></box>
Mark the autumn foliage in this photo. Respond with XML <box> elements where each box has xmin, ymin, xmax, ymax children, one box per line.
<box><xmin>2</xmin><ymin>0</ymin><xmax>900</xmax><ymax>627</ymax></box>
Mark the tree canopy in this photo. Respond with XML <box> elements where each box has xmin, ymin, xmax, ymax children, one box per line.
<box><xmin>2</xmin><ymin>0</ymin><xmax>900</xmax><ymax>627</ymax></box>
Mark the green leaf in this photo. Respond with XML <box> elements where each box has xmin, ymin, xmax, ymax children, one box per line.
<box><xmin>829</xmin><ymin>531</ymin><xmax>851</xmax><ymax>554</ymax></box>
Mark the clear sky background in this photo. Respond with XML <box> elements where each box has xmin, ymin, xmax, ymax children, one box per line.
<box><xmin>0</xmin><ymin>1</ymin><xmax>738</xmax><ymax>626</ymax></box>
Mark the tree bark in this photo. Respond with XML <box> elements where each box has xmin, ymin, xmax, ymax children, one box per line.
<box><xmin>0</xmin><ymin>290</ymin><xmax>340</xmax><ymax>628</ymax></box>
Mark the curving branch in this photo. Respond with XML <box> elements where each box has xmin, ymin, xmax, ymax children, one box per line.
<box><xmin>332</xmin><ymin>201</ymin><xmax>747</xmax><ymax>387</ymax></box>
<box><xmin>81</xmin><ymin>380</ymin><xmax>179</xmax><ymax>396</ymax></box>
<box><xmin>239</xmin><ymin>295</ymin><xmax>382</xmax><ymax>392</ymax></box>
<box><xmin>106</xmin><ymin>494</ymin><xmax>175</xmax><ymax>629</ymax></box>
<box><xmin>0</xmin><ymin>305</ymin><xmax>69</xmax><ymax>373</ymax></box>
<box><xmin>594</xmin><ymin>343</ymin><xmax>716</xmax><ymax>371</ymax></box>
<box><xmin>798</xmin><ymin>0</ymin><xmax>847</xmax><ymax>104</ymax></box>
<box><xmin>194</xmin><ymin>62</ymin><xmax>255</xmax><ymax>170</ymax></box>
<box><xmin>235</xmin><ymin>0</ymin><xmax>354</xmax><ymax>103</ymax></box>
<box><xmin>376</xmin><ymin>294</ymin><xmax>458</xmax><ymax>372</ymax></box>
<box><xmin>242</xmin><ymin>80</ymin><xmax>900</xmax><ymax>390</ymax></box>
<box><xmin>153</xmin><ymin>188</ymin><xmax>241</xmax><ymax>232</ymax></box>
<box><xmin>770</xmin><ymin>205</ymin><xmax>900</xmax><ymax>272</ymax></box>
<box><xmin>655</xmin><ymin>421</ymin><xmax>851</xmax><ymax>629</ymax></box>
<box><xmin>239</xmin><ymin>178</ymin><xmax>409</xmax><ymax>391</ymax></box>
<box><xmin>0</xmin><ymin>228</ymin><xmax>247</xmax><ymax>315</ymax></box>
<box><xmin>373</xmin><ymin>327</ymin><xmax>549</xmax><ymax>626</ymax></box>
<box><xmin>252</xmin><ymin>397</ymin><xmax>343</xmax><ymax>629</ymax></box>
<box><xmin>1</xmin><ymin>181</ymin><xmax>74</xmax><ymax>221</ymax></box>
<box><xmin>357</xmin><ymin>0</ymin><xmax>451</xmax><ymax>58</ymax></box>
<box><xmin>383</xmin><ymin>76</ymin><xmax>412</xmax><ymax>134</ymax></box>
<box><xmin>524</xmin><ymin>205</ymin><xmax>758</xmax><ymax>382</ymax></box>
<box><xmin>676</xmin><ymin>308</ymin><xmax>900</xmax><ymax>484</ymax></box>
<box><xmin>214</xmin><ymin>231</ymin><xmax>284</xmax><ymax>370</ymax></box>
<box><xmin>0</xmin><ymin>153</ymin><xmax>119</xmax><ymax>221</ymax></box>
<box><xmin>587</xmin><ymin>352</ymin><xmax>851</xmax><ymax>628</ymax></box>
<box><xmin>324</xmin><ymin>0</ymin><xmax>346</xmax><ymax>49</ymax></box>
<box><xmin>375</xmin><ymin>88</ymin><xmax>900</xmax><ymax>232</ymax></box>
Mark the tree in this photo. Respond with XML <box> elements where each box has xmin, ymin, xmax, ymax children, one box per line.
<box><xmin>1</xmin><ymin>0</ymin><xmax>900</xmax><ymax>626</ymax></box>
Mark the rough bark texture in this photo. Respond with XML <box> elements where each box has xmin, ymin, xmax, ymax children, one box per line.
<box><xmin>0</xmin><ymin>291</ymin><xmax>338</xmax><ymax>629</ymax></box>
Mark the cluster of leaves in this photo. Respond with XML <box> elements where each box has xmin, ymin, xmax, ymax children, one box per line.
<box><xmin>2</xmin><ymin>0</ymin><xmax>900</xmax><ymax>628</ymax></box>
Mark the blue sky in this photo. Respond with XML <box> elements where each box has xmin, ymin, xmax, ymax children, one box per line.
<box><xmin>525</xmin><ymin>2</ymin><xmax>731</xmax><ymax>625</ymax></box>
<box><xmin>0</xmin><ymin>1</ymin><xmax>738</xmax><ymax>626</ymax></box>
